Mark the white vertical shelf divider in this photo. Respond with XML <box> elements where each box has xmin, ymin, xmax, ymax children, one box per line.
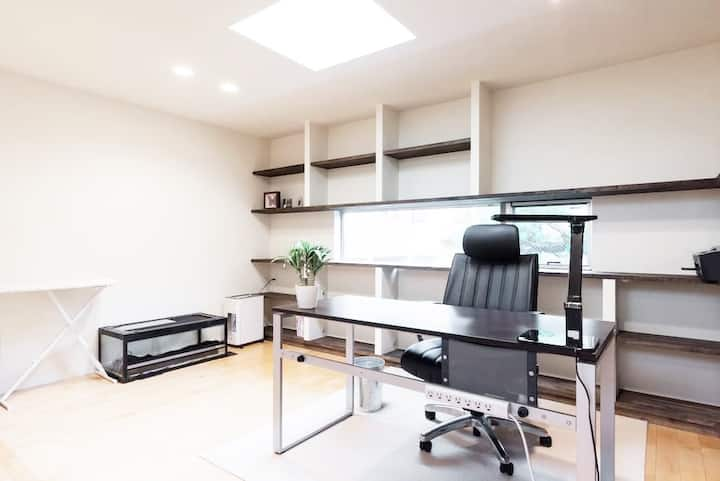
<box><xmin>304</xmin><ymin>121</ymin><xmax>328</xmax><ymax>206</ymax></box>
<box><xmin>470</xmin><ymin>80</ymin><xmax>492</xmax><ymax>195</ymax></box>
<box><xmin>374</xmin><ymin>104</ymin><xmax>400</xmax><ymax>354</ymax></box>
<box><xmin>301</xmin><ymin>120</ymin><xmax>328</xmax><ymax>340</ymax></box>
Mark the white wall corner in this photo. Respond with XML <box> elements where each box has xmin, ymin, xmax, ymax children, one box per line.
<box><xmin>470</xmin><ymin>81</ymin><xmax>492</xmax><ymax>195</ymax></box>
<box><xmin>304</xmin><ymin>121</ymin><xmax>328</xmax><ymax>206</ymax></box>
<box><xmin>375</xmin><ymin>104</ymin><xmax>399</xmax><ymax>201</ymax></box>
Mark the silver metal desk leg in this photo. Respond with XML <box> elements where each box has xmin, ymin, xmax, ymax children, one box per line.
<box><xmin>599</xmin><ymin>337</ymin><xmax>616</xmax><ymax>481</ymax></box>
<box><xmin>273</xmin><ymin>313</ymin><xmax>284</xmax><ymax>453</ymax></box>
<box><xmin>346</xmin><ymin>323</ymin><xmax>354</xmax><ymax>413</ymax></box>
<box><xmin>576</xmin><ymin>360</ymin><xmax>597</xmax><ymax>481</ymax></box>
<box><xmin>273</xmin><ymin>315</ymin><xmax>354</xmax><ymax>454</ymax></box>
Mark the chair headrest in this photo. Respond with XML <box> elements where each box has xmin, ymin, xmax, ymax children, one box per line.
<box><xmin>462</xmin><ymin>224</ymin><xmax>520</xmax><ymax>262</ymax></box>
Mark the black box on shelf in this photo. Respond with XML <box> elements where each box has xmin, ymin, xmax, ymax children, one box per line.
<box><xmin>99</xmin><ymin>313</ymin><xmax>228</xmax><ymax>383</ymax></box>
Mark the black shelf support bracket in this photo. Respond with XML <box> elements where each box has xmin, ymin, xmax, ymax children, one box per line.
<box><xmin>493</xmin><ymin>214</ymin><xmax>598</xmax><ymax>347</ymax></box>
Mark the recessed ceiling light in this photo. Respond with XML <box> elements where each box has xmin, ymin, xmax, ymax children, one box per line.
<box><xmin>172</xmin><ymin>65</ymin><xmax>195</xmax><ymax>77</ymax></box>
<box><xmin>229</xmin><ymin>0</ymin><xmax>415</xmax><ymax>71</ymax></box>
<box><xmin>219</xmin><ymin>82</ymin><xmax>239</xmax><ymax>94</ymax></box>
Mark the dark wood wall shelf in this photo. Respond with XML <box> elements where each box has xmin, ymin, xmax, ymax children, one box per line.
<box><xmin>311</xmin><ymin>153</ymin><xmax>376</xmax><ymax>169</ymax></box>
<box><xmin>250</xmin><ymin>175</ymin><xmax>720</xmax><ymax>214</ymax></box>
<box><xmin>618</xmin><ymin>331</ymin><xmax>720</xmax><ymax>357</ymax></box>
<box><xmin>253</xmin><ymin>164</ymin><xmax>304</xmax><ymax>177</ymax></box>
<box><xmin>250</xmin><ymin>258</ymin><xmax>703</xmax><ymax>283</ymax></box>
<box><xmin>384</xmin><ymin>138</ymin><xmax>471</xmax><ymax>159</ymax></box>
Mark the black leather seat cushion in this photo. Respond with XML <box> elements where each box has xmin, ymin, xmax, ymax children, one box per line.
<box><xmin>400</xmin><ymin>338</ymin><xmax>443</xmax><ymax>384</ymax></box>
<box><xmin>400</xmin><ymin>224</ymin><xmax>539</xmax><ymax>383</ymax></box>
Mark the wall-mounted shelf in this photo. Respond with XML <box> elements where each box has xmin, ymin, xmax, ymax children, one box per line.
<box><xmin>250</xmin><ymin>258</ymin><xmax>704</xmax><ymax>283</ymax></box>
<box><xmin>384</xmin><ymin>138</ymin><xmax>471</xmax><ymax>159</ymax></box>
<box><xmin>311</xmin><ymin>152</ymin><xmax>376</xmax><ymax>169</ymax></box>
<box><xmin>250</xmin><ymin>175</ymin><xmax>720</xmax><ymax>214</ymax></box>
<box><xmin>618</xmin><ymin>331</ymin><xmax>720</xmax><ymax>357</ymax></box>
<box><xmin>253</xmin><ymin>164</ymin><xmax>304</xmax><ymax>177</ymax></box>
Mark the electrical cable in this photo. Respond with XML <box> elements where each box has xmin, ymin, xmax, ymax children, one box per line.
<box><xmin>508</xmin><ymin>413</ymin><xmax>536</xmax><ymax>481</ymax></box>
<box><xmin>576</xmin><ymin>363</ymin><xmax>600</xmax><ymax>481</ymax></box>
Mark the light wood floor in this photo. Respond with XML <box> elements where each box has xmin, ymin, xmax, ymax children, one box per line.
<box><xmin>0</xmin><ymin>343</ymin><xmax>717</xmax><ymax>481</ymax></box>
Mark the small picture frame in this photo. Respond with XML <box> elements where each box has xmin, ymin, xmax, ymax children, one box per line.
<box><xmin>264</xmin><ymin>191</ymin><xmax>281</xmax><ymax>209</ymax></box>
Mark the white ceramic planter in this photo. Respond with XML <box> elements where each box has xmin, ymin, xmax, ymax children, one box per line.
<box><xmin>295</xmin><ymin>284</ymin><xmax>319</xmax><ymax>309</ymax></box>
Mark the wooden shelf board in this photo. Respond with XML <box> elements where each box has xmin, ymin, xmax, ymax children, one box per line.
<box><xmin>539</xmin><ymin>376</ymin><xmax>720</xmax><ymax>436</ymax></box>
<box><xmin>384</xmin><ymin>138</ymin><xmax>471</xmax><ymax>160</ymax></box>
<box><xmin>252</xmin><ymin>164</ymin><xmax>304</xmax><ymax>177</ymax></box>
<box><xmin>250</xmin><ymin>175</ymin><xmax>720</xmax><ymax>214</ymax></box>
<box><xmin>618</xmin><ymin>330</ymin><xmax>720</xmax><ymax>356</ymax></box>
<box><xmin>250</xmin><ymin>258</ymin><xmax>703</xmax><ymax>283</ymax></box>
<box><xmin>311</xmin><ymin>153</ymin><xmax>375</xmax><ymax>169</ymax></box>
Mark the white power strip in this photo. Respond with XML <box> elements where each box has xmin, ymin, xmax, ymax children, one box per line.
<box><xmin>425</xmin><ymin>385</ymin><xmax>510</xmax><ymax>420</ymax></box>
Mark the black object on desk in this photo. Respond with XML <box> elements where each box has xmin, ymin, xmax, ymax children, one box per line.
<box><xmin>493</xmin><ymin>214</ymin><xmax>598</xmax><ymax>348</ymax></box>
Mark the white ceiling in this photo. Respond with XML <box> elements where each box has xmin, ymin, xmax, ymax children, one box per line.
<box><xmin>1</xmin><ymin>0</ymin><xmax>719</xmax><ymax>138</ymax></box>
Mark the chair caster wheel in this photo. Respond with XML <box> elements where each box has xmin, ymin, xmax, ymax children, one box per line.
<box><xmin>473</xmin><ymin>427</ymin><xmax>482</xmax><ymax>437</ymax></box>
<box><xmin>424</xmin><ymin>410</ymin><xmax>436</xmax><ymax>421</ymax></box>
<box><xmin>539</xmin><ymin>435</ymin><xmax>552</xmax><ymax>448</ymax></box>
<box><xmin>419</xmin><ymin>440</ymin><xmax>432</xmax><ymax>452</ymax></box>
<box><xmin>500</xmin><ymin>462</ymin><xmax>514</xmax><ymax>476</ymax></box>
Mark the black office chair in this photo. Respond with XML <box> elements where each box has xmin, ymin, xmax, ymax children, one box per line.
<box><xmin>400</xmin><ymin>224</ymin><xmax>551</xmax><ymax>476</ymax></box>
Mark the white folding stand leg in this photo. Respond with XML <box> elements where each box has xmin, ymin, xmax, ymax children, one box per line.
<box><xmin>0</xmin><ymin>287</ymin><xmax>114</xmax><ymax>409</ymax></box>
<box><xmin>47</xmin><ymin>289</ymin><xmax>115</xmax><ymax>383</ymax></box>
<box><xmin>599</xmin><ymin>337</ymin><xmax>616</xmax><ymax>481</ymax></box>
<box><xmin>576</xmin><ymin>361</ymin><xmax>597</xmax><ymax>481</ymax></box>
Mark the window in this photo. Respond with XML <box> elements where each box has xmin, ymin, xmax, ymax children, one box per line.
<box><xmin>338</xmin><ymin>200</ymin><xmax>592</xmax><ymax>269</ymax></box>
<box><xmin>340</xmin><ymin>204</ymin><xmax>500</xmax><ymax>265</ymax></box>
<box><xmin>510</xmin><ymin>201</ymin><xmax>592</xmax><ymax>268</ymax></box>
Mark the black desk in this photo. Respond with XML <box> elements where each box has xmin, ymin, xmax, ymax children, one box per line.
<box><xmin>273</xmin><ymin>295</ymin><xmax>615</xmax><ymax>363</ymax></box>
<box><xmin>271</xmin><ymin>295</ymin><xmax>617</xmax><ymax>481</ymax></box>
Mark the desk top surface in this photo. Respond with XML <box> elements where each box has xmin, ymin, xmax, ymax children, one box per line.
<box><xmin>273</xmin><ymin>295</ymin><xmax>616</xmax><ymax>363</ymax></box>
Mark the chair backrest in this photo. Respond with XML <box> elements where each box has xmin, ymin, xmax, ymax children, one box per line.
<box><xmin>443</xmin><ymin>224</ymin><xmax>538</xmax><ymax>312</ymax></box>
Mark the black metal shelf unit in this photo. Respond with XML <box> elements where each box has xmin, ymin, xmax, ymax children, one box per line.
<box><xmin>99</xmin><ymin>313</ymin><xmax>228</xmax><ymax>383</ymax></box>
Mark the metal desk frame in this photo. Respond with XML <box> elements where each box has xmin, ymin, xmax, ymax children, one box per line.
<box><xmin>272</xmin><ymin>308</ymin><xmax>616</xmax><ymax>481</ymax></box>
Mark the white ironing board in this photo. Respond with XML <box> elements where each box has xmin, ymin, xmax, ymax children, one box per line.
<box><xmin>0</xmin><ymin>279</ymin><xmax>116</xmax><ymax>409</ymax></box>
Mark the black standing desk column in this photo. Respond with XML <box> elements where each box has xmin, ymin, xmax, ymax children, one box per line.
<box><xmin>492</xmin><ymin>214</ymin><xmax>598</xmax><ymax>346</ymax></box>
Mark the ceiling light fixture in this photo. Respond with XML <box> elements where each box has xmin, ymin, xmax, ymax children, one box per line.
<box><xmin>219</xmin><ymin>82</ymin><xmax>239</xmax><ymax>94</ymax></box>
<box><xmin>229</xmin><ymin>0</ymin><xmax>415</xmax><ymax>71</ymax></box>
<box><xmin>172</xmin><ymin>65</ymin><xmax>195</xmax><ymax>77</ymax></box>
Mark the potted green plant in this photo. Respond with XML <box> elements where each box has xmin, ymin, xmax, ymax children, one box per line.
<box><xmin>272</xmin><ymin>241</ymin><xmax>331</xmax><ymax>309</ymax></box>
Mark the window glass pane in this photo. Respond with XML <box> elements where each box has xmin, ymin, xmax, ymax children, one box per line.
<box><xmin>511</xmin><ymin>202</ymin><xmax>592</xmax><ymax>267</ymax></box>
<box><xmin>341</xmin><ymin>204</ymin><xmax>500</xmax><ymax>265</ymax></box>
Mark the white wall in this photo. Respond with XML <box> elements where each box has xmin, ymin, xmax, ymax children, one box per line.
<box><xmin>326</xmin><ymin>117</ymin><xmax>376</xmax><ymax>204</ymax></box>
<box><xmin>492</xmin><ymin>42</ymin><xmax>720</xmax><ymax>192</ymax></box>
<box><xmin>0</xmin><ymin>70</ymin><xmax>268</xmax><ymax>391</ymax></box>
<box><xmin>267</xmin><ymin>132</ymin><xmax>304</xmax><ymax>206</ymax></box>
<box><xmin>397</xmin><ymin>98</ymin><xmax>471</xmax><ymax>199</ymax></box>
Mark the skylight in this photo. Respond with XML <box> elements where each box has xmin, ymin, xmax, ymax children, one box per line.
<box><xmin>229</xmin><ymin>0</ymin><xmax>415</xmax><ymax>71</ymax></box>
